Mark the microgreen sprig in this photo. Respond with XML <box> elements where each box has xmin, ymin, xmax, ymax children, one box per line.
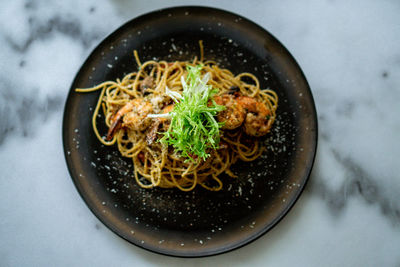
<box><xmin>160</xmin><ymin>65</ymin><xmax>225</xmax><ymax>161</ymax></box>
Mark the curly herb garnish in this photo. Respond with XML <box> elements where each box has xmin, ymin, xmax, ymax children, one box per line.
<box><xmin>159</xmin><ymin>65</ymin><xmax>225</xmax><ymax>161</ymax></box>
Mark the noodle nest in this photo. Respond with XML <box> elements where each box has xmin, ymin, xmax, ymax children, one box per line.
<box><xmin>76</xmin><ymin>43</ymin><xmax>278</xmax><ymax>191</ymax></box>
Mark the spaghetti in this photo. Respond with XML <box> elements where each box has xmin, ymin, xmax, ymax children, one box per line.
<box><xmin>76</xmin><ymin>42</ymin><xmax>278</xmax><ymax>191</ymax></box>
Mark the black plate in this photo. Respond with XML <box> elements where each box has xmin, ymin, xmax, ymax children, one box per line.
<box><xmin>63</xmin><ymin>6</ymin><xmax>317</xmax><ymax>257</ymax></box>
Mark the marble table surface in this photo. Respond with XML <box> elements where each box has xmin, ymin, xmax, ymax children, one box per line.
<box><xmin>1</xmin><ymin>0</ymin><xmax>399</xmax><ymax>266</ymax></box>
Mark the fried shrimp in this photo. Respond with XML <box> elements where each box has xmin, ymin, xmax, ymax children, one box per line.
<box><xmin>106</xmin><ymin>99</ymin><xmax>153</xmax><ymax>140</ymax></box>
<box><xmin>213</xmin><ymin>94</ymin><xmax>245</xmax><ymax>130</ymax></box>
<box><xmin>212</xmin><ymin>93</ymin><xmax>273</xmax><ymax>137</ymax></box>
<box><xmin>236</xmin><ymin>95</ymin><xmax>272</xmax><ymax>136</ymax></box>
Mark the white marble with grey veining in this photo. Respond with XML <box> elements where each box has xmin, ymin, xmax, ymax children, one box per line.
<box><xmin>0</xmin><ymin>0</ymin><xmax>399</xmax><ymax>266</ymax></box>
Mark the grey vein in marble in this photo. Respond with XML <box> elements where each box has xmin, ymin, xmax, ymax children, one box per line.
<box><xmin>0</xmin><ymin>82</ymin><xmax>62</xmax><ymax>144</ymax></box>
<box><xmin>310</xmin><ymin>147</ymin><xmax>400</xmax><ymax>226</ymax></box>
<box><xmin>5</xmin><ymin>15</ymin><xmax>102</xmax><ymax>53</ymax></box>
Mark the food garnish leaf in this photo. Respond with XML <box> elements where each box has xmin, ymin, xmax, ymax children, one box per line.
<box><xmin>160</xmin><ymin>65</ymin><xmax>225</xmax><ymax>161</ymax></box>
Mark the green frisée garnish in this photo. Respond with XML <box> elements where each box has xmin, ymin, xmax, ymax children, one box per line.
<box><xmin>160</xmin><ymin>65</ymin><xmax>225</xmax><ymax>161</ymax></box>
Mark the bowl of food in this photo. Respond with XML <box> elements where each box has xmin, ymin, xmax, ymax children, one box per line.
<box><xmin>63</xmin><ymin>6</ymin><xmax>317</xmax><ymax>257</ymax></box>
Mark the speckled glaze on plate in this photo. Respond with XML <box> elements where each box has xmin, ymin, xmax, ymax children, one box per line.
<box><xmin>63</xmin><ymin>6</ymin><xmax>317</xmax><ymax>257</ymax></box>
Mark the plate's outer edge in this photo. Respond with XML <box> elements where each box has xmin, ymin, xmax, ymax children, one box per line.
<box><xmin>62</xmin><ymin>5</ymin><xmax>318</xmax><ymax>257</ymax></box>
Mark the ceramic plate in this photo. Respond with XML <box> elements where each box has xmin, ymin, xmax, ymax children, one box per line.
<box><xmin>63</xmin><ymin>6</ymin><xmax>317</xmax><ymax>257</ymax></box>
